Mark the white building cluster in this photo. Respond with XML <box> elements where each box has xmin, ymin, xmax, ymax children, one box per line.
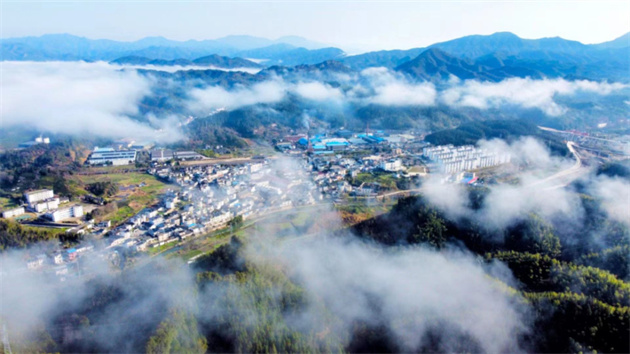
<box><xmin>423</xmin><ymin>144</ymin><xmax>510</xmax><ymax>174</ymax></box>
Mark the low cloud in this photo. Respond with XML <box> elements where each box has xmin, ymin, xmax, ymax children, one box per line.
<box><xmin>186</xmin><ymin>69</ymin><xmax>624</xmax><ymax>115</ymax></box>
<box><xmin>421</xmin><ymin>137</ymin><xmax>584</xmax><ymax>230</ymax></box>
<box><xmin>1</xmin><ymin>61</ymin><xmax>183</xmax><ymax>142</ymax></box>
<box><xmin>271</xmin><ymin>237</ymin><xmax>527</xmax><ymax>353</ymax></box>
<box><xmin>589</xmin><ymin>176</ymin><xmax>630</xmax><ymax>227</ymax></box>
<box><xmin>358</xmin><ymin>67</ymin><xmax>437</xmax><ymax>106</ymax></box>
<box><xmin>293</xmin><ymin>81</ymin><xmax>343</xmax><ymax>102</ymax></box>
<box><xmin>187</xmin><ymin>79</ymin><xmax>287</xmax><ymax>113</ymax></box>
<box><xmin>440</xmin><ymin>78</ymin><xmax>627</xmax><ymax>116</ymax></box>
<box><xmin>117</xmin><ymin>64</ymin><xmax>262</xmax><ymax>74</ymax></box>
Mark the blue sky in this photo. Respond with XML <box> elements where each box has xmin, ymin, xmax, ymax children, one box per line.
<box><xmin>2</xmin><ymin>1</ymin><xmax>629</xmax><ymax>51</ymax></box>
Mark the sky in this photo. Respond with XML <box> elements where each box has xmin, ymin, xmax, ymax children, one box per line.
<box><xmin>1</xmin><ymin>0</ymin><xmax>629</xmax><ymax>52</ymax></box>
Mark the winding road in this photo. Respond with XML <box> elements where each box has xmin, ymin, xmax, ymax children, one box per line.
<box><xmin>526</xmin><ymin>141</ymin><xmax>590</xmax><ymax>190</ymax></box>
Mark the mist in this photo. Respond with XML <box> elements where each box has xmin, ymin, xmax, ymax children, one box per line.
<box><xmin>1</xmin><ymin>61</ymin><xmax>184</xmax><ymax>142</ymax></box>
<box><xmin>183</xmin><ymin>67</ymin><xmax>626</xmax><ymax>117</ymax></box>
<box><xmin>0</xmin><ymin>155</ymin><xmax>535</xmax><ymax>353</ymax></box>
<box><xmin>440</xmin><ymin>77</ymin><xmax>628</xmax><ymax>116</ymax></box>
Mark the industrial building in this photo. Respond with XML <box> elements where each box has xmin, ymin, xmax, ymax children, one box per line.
<box><xmin>151</xmin><ymin>149</ymin><xmax>174</xmax><ymax>162</ymax></box>
<box><xmin>423</xmin><ymin>144</ymin><xmax>510</xmax><ymax>174</ymax></box>
<box><xmin>46</xmin><ymin>205</ymin><xmax>84</xmax><ymax>222</ymax></box>
<box><xmin>24</xmin><ymin>189</ymin><xmax>54</xmax><ymax>204</ymax></box>
<box><xmin>87</xmin><ymin>147</ymin><xmax>137</xmax><ymax>166</ymax></box>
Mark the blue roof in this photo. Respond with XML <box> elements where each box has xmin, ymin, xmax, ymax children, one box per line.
<box><xmin>67</xmin><ymin>248</ymin><xmax>77</xmax><ymax>253</ymax></box>
<box><xmin>326</xmin><ymin>141</ymin><xmax>349</xmax><ymax>146</ymax></box>
<box><xmin>313</xmin><ymin>144</ymin><xmax>326</xmax><ymax>150</ymax></box>
<box><xmin>298</xmin><ymin>137</ymin><xmax>323</xmax><ymax>145</ymax></box>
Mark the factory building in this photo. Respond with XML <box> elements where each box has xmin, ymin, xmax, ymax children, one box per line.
<box><xmin>423</xmin><ymin>144</ymin><xmax>510</xmax><ymax>174</ymax></box>
<box><xmin>87</xmin><ymin>147</ymin><xmax>137</xmax><ymax>166</ymax></box>
<box><xmin>151</xmin><ymin>149</ymin><xmax>174</xmax><ymax>162</ymax></box>
<box><xmin>46</xmin><ymin>205</ymin><xmax>83</xmax><ymax>222</ymax></box>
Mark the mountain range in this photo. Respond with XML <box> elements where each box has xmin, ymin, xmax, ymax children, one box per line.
<box><xmin>110</xmin><ymin>54</ymin><xmax>263</xmax><ymax>69</ymax></box>
<box><xmin>2</xmin><ymin>31</ymin><xmax>628</xmax><ymax>82</ymax></box>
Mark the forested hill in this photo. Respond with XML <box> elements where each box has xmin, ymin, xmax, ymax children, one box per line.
<box><xmin>351</xmin><ymin>192</ymin><xmax>630</xmax><ymax>353</ymax></box>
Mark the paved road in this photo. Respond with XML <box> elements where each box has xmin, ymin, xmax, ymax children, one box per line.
<box><xmin>526</xmin><ymin>141</ymin><xmax>591</xmax><ymax>190</ymax></box>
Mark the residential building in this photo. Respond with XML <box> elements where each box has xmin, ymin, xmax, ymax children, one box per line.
<box><xmin>24</xmin><ymin>189</ymin><xmax>54</xmax><ymax>204</ymax></box>
<box><xmin>32</xmin><ymin>197</ymin><xmax>60</xmax><ymax>213</ymax></box>
<box><xmin>2</xmin><ymin>207</ymin><xmax>25</xmax><ymax>219</ymax></box>
<box><xmin>46</xmin><ymin>205</ymin><xmax>83</xmax><ymax>222</ymax></box>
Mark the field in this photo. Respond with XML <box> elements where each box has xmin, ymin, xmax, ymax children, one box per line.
<box><xmin>69</xmin><ymin>172</ymin><xmax>170</xmax><ymax>225</ymax></box>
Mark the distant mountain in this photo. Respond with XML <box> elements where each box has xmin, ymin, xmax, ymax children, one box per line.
<box><xmin>110</xmin><ymin>56</ymin><xmax>154</xmax><ymax>65</ymax></box>
<box><xmin>214</xmin><ymin>35</ymin><xmax>328</xmax><ymax>50</ymax></box>
<box><xmin>0</xmin><ymin>33</ymin><xmax>335</xmax><ymax>62</ymax></box>
<box><xmin>395</xmin><ymin>48</ymin><xmax>491</xmax><ymax>81</ymax></box>
<box><xmin>341</xmin><ymin>48</ymin><xmax>426</xmax><ymax>70</ymax></box>
<box><xmin>273</xmin><ymin>36</ymin><xmax>329</xmax><ymax>50</ymax></box>
<box><xmin>111</xmin><ymin>54</ymin><xmax>262</xmax><ymax>69</ymax></box>
<box><xmin>235</xmin><ymin>43</ymin><xmax>297</xmax><ymax>60</ymax></box>
<box><xmin>192</xmin><ymin>54</ymin><xmax>262</xmax><ymax>68</ymax></box>
<box><xmin>260</xmin><ymin>60</ymin><xmax>353</xmax><ymax>81</ymax></box>
<box><xmin>427</xmin><ymin>32</ymin><xmax>588</xmax><ymax>59</ymax></box>
<box><xmin>2</xmin><ymin>32</ymin><xmax>627</xmax><ymax>81</ymax></box>
<box><xmin>344</xmin><ymin>32</ymin><xmax>629</xmax><ymax>75</ymax></box>
<box><xmin>593</xmin><ymin>32</ymin><xmax>630</xmax><ymax>49</ymax></box>
<box><xmin>395</xmin><ymin>45</ymin><xmax>630</xmax><ymax>83</ymax></box>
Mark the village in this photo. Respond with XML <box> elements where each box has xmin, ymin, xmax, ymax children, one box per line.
<box><xmin>2</xmin><ymin>129</ymin><xmax>514</xmax><ymax>278</ymax></box>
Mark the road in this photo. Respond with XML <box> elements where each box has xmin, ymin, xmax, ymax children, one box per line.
<box><xmin>526</xmin><ymin>141</ymin><xmax>591</xmax><ymax>190</ymax></box>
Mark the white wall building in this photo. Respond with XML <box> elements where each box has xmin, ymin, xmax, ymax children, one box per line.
<box><xmin>423</xmin><ymin>145</ymin><xmax>510</xmax><ymax>174</ymax></box>
<box><xmin>32</xmin><ymin>198</ymin><xmax>60</xmax><ymax>213</ymax></box>
<box><xmin>46</xmin><ymin>205</ymin><xmax>83</xmax><ymax>222</ymax></box>
<box><xmin>87</xmin><ymin>147</ymin><xmax>137</xmax><ymax>166</ymax></box>
<box><xmin>2</xmin><ymin>207</ymin><xmax>25</xmax><ymax>219</ymax></box>
<box><xmin>24</xmin><ymin>189</ymin><xmax>54</xmax><ymax>205</ymax></box>
<box><xmin>379</xmin><ymin>159</ymin><xmax>403</xmax><ymax>172</ymax></box>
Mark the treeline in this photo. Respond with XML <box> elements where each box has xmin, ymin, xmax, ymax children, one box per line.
<box><xmin>0</xmin><ymin>219</ymin><xmax>62</xmax><ymax>250</ymax></box>
<box><xmin>193</xmin><ymin>238</ymin><xmax>345</xmax><ymax>353</ymax></box>
<box><xmin>351</xmin><ymin>192</ymin><xmax>630</xmax><ymax>353</ymax></box>
<box><xmin>85</xmin><ymin>181</ymin><xmax>119</xmax><ymax>197</ymax></box>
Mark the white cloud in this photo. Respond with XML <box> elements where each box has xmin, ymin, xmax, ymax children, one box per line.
<box><xmin>187</xmin><ymin>79</ymin><xmax>287</xmax><ymax>113</ymax></box>
<box><xmin>589</xmin><ymin>176</ymin><xmax>630</xmax><ymax>227</ymax></box>
<box><xmin>440</xmin><ymin>78</ymin><xmax>627</xmax><ymax>116</ymax></box>
<box><xmin>293</xmin><ymin>81</ymin><xmax>343</xmax><ymax>101</ymax></box>
<box><xmin>1</xmin><ymin>61</ymin><xmax>183</xmax><ymax>142</ymax></box>
<box><xmin>357</xmin><ymin>67</ymin><xmax>437</xmax><ymax>106</ymax></box>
